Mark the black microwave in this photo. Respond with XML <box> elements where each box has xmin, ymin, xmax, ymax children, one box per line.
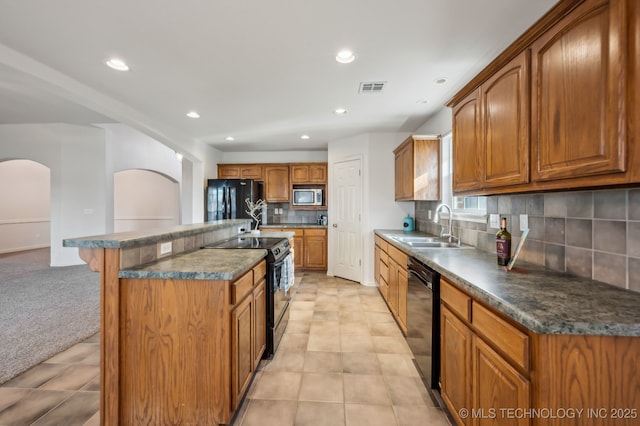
<box><xmin>292</xmin><ymin>188</ymin><xmax>323</xmax><ymax>206</ymax></box>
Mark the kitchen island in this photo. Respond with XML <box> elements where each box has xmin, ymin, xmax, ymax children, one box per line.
<box><xmin>375</xmin><ymin>229</ymin><xmax>640</xmax><ymax>426</ymax></box>
<box><xmin>64</xmin><ymin>220</ymin><xmax>268</xmax><ymax>426</ymax></box>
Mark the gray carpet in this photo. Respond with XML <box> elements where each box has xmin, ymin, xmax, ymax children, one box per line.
<box><xmin>0</xmin><ymin>248</ymin><xmax>100</xmax><ymax>384</ymax></box>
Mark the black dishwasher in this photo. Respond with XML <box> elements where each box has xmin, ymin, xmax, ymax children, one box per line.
<box><xmin>406</xmin><ymin>256</ymin><xmax>440</xmax><ymax>391</ymax></box>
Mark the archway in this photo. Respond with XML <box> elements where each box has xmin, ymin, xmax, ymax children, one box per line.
<box><xmin>0</xmin><ymin>159</ymin><xmax>51</xmax><ymax>256</ymax></box>
<box><xmin>114</xmin><ymin>169</ymin><xmax>180</xmax><ymax>232</ymax></box>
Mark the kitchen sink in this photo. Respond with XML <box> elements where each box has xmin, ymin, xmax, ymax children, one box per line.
<box><xmin>389</xmin><ymin>235</ymin><xmax>470</xmax><ymax>249</ymax></box>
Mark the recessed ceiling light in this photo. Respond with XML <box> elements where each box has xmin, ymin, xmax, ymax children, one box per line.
<box><xmin>225</xmin><ymin>136</ymin><xmax>235</xmax><ymax>141</ymax></box>
<box><xmin>334</xmin><ymin>108</ymin><xmax>348</xmax><ymax>115</ymax></box>
<box><xmin>336</xmin><ymin>49</ymin><xmax>356</xmax><ymax>64</ymax></box>
<box><xmin>433</xmin><ymin>77</ymin><xmax>448</xmax><ymax>85</ymax></box>
<box><xmin>105</xmin><ymin>58</ymin><xmax>129</xmax><ymax>71</ymax></box>
<box><xmin>300</xmin><ymin>134</ymin><xmax>310</xmax><ymax>140</ymax></box>
<box><xmin>186</xmin><ymin>111</ymin><xmax>200</xmax><ymax>118</ymax></box>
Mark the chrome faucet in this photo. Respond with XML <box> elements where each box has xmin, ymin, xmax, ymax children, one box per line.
<box><xmin>433</xmin><ymin>203</ymin><xmax>457</xmax><ymax>243</ymax></box>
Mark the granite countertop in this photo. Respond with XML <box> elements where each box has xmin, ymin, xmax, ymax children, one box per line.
<box><xmin>119</xmin><ymin>248</ymin><xmax>266</xmax><ymax>281</ymax></box>
<box><xmin>63</xmin><ymin>219</ymin><xmax>250</xmax><ymax>248</ymax></box>
<box><xmin>375</xmin><ymin>229</ymin><xmax>640</xmax><ymax>337</ymax></box>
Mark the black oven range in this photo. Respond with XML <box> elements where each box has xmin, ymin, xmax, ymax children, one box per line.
<box><xmin>202</xmin><ymin>236</ymin><xmax>293</xmax><ymax>358</ymax></box>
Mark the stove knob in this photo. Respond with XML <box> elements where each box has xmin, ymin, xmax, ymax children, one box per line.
<box><xmin>273</xmin><ymin>248</ymin><xmax>280</xmax><ymax>256</ymax></box>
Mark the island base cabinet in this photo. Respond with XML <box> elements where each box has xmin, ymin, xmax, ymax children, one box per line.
<box><xmin>119</xmin><ymin>278</ymin><xmax>231</xmax><ymax>425</ymax></box>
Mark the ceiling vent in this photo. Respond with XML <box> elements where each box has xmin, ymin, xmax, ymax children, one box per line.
<box><xmin>359</xmin><ymin>81</ymin><xmax>386</xmax><ymax>94</ymax></box>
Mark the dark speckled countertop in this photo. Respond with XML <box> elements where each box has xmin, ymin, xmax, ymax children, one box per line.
<box><xmin>119</xmin><ymin>248</ymin><xmax>266</xmax><ymax>281</ymax></box>
<box><xmin>375</xmin><ymin>229</ymin><xmax>640</xmax><ymax>337</ymax></box>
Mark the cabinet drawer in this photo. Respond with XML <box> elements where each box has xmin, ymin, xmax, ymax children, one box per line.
<box><xmin>387</xmin><ymin>245</ymin><xmax>407</xmax><ymax>267</ymax></box>
<box><xmin>379</xmin><ymin>261</ymin><xmax>389</xmax><ymax>283</ymax></box>
<box><xmin>253</xmin><ymin>260</ymin><xmax>266</xmax><ymax>285</ymax></box>
<box><xmin>379</xmin><ymin>251</ymin><xmax>388</xmax><ymax>266</ymax></box>
<box><xmin>440</xmin><ymin>279</ymin><xmax>471</xmax><ymax>322</ymax></box>
<box><xmin>472</xmin><ymin>301</ymin><xmax>529</xmax><ymax>371</ymax></box>
<box><xmin>304</xmin><ymin>228</ymin><xmax>326</xmax><ymax>236</ymax></box>
<box><xmin>375</xmin><ymin>235</ymin><xmax>389</xmax><ymax>252</ymax></box>
<box><xmin>231</xmin><ymin>270</ymin><xmax>254</xmax><ymax>304</ymax></box>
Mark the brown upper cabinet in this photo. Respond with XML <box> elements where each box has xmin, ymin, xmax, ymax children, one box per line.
<box><xmin>290</xmin><ymin>163</ymin><xmax>327</xmax><ymax>184</ymax></box>
<box><xmin>394</xmin><ymin>135</ymin><xmax>440</xmax><ymax>201</ymax></box>
<box><xmin>263</xmin><ymin>165</ymin><xmax>290</xmax><ymax>202</ymax></box>
<box><xmin>218</xmin><ymin>164</ymin><xmax>263</xmax><ymax>180</ymax></box>
<box><xmin>448</xmin><ymin>0</ymin><xmax>639</xmax><ymax>195</ymax></box>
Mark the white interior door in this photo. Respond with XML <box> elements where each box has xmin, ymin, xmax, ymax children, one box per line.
<box><xmin>332</xmin><ymin>158</ymin><xmax>362</xmax><ymax>282</ymax></box>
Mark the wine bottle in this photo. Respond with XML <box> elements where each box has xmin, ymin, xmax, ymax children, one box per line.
<box><xmin>496</xmin><ymin>217</ymin><xmax>511</xmax><ymax>266</ymax></box>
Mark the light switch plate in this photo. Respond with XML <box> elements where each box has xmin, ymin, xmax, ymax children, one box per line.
<box><xmin>520</xmin><ymin>214</ymin><xmax>529</xmax><ymax>231</ymax></box>
<box><xmin>489</xmin><ymin>214</ymin><xmax>500</xmax><ymax>229</ymax></box>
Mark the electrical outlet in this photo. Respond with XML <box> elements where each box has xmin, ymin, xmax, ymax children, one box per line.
<box><xmin>428</xmin><ymin>210</ymin><xmax>432</xmax><ymax>220</ymax></box>
<box><xmin>160</xmin><ymin>242</ymin><xmax>172</xmax><ymax>255</ymax></box>
<box><xmin>520</xmin><ymin>214</ymin><xmax>529</xmax><ymax>231</ymax></box>
<box><xmin>489</xmin><ymin>214</ymin><xmax>500</xmax><ymax>229</ymax></box>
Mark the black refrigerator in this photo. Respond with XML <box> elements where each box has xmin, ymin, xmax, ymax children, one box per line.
<box><xmin>206</xmin><ymin>179</ymin><xmax>264</xmax><ymax>221</ymax></box>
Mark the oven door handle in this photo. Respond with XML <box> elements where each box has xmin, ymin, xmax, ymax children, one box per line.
<box><xmin>272</xmin><ymin>252</ymin><xmax>291</xmax><ymax>268</ymax></box>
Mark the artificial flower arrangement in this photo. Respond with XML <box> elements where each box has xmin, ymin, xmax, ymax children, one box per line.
<box><xmin>245</xmin><ymin>198</ymin><xmax>267</xmax><ymax>232</ymax></box>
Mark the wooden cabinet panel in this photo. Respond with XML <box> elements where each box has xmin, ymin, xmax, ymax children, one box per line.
<box><xmin>231</xmin><ymin>294</ymin><xmax>253</xmax><ymax>409</ymax></box>
<box><xmin>304</xmin><ymin>235</ymin><xmax>327</xmax><ymax>269</ymax></box>
<box><xmin>218</xmin><ymin>164</ymin><xmax>263</xmax><ymax>180</ymax></box>
<box><xmin>290</xmin><ymin>163</ymin><xmax>327</xmax><ymax>184</ymax></box>
<box><xmin>482</xmin><ymin>51</ymin><xmax>530</xmax><ymax>188</ymax></box>
<box><xmin>441</xmin><ymin>278</ymin><xmax>471</xmax><ymax>322</ymax></box>
<box><xmin>394</xmin><ymin>136</ymin><xmax>440</xmax><ymax>200</ymax></box>
<box><xmin>231</xmin><ymin>269</ymin><xmax>254</xmax><ymax>304</ymax></box>
<box><xmin>388</xmin><ymin>260</ymin><xmax>399</xmax><ymax>317</ymax></box>
<box><xmin>293</xmin><ymin>235</ymin><xmax>304</xmax><ymax>269</ymax></box>
<box><xmin>253</xmin><ymin>279</ymin><xmax>266</xmax><ymax>367</ymax></box>
<box><xmin>397</xmin><ymin>267</ymin><xmax>408</xmax><ymax>331</ymax></box>
<box><xmin>452</xmin><ymin>90</ymin><xmax>483</xmax><ymax>193</ymax></box>
<box><xmin>531</xmin><ymin>0</ymin><xmax>627</xmax><ymax>182</ymax></box>
<box><xmin>473</xmin><ymin>338</ymin><xmax>531</xmax><ymax>426</ymax></box>
<box><xmin>441</xmin><ymin>306</ymin><xmax>473</xmax><ymax>426</ymax></box>
<box><xmin>264</xmin><ymin>166</ymin><xmax>290</xmax><ymax>202</ymax></box>
<box><xmin>472</xmin><ymin>301</ymin><xmax>529</xmax><ymax>371</ymax></box>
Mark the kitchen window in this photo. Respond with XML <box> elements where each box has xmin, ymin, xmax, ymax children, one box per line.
<box><xmin>441</xmin><ymin>132</ymin><xmax>487</xmax><ymax>222</ymax></box>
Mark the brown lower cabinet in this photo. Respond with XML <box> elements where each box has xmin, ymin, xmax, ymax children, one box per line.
<box><xmin>262</xmin><ymin>227</ymin><xmax>327</xmax><ymax>270</ymax></box>
<box><xmin>440</xmin><ymin>278</ymin><xmax>640</xmax><ymax>426</ymax></box>
<box><xmin>117</xmin><ymin>260</ymin><xmax>266</xmax><ymax>425</ymax></box>
<box><xmin>374</xmin><ymin>235</ymin><xmax>408</xmax><ymax>335</ymax></box>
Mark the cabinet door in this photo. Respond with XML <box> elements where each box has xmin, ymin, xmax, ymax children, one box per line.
<box><xmin>231</xmin><ymin>295</ymin><xmax>253</xmax><ymax>409</ymax></box>
<box><xmin>473</xmin><ymin>338</ymin><xmax>530</xmax><ymax>426</ymax></box>
<box><xmin>240</xmin><ymin>165</ymin><xmax>263</xmax><ymax>180</ymax></box>
<box><xmin>374</xmin><ymin>245</ymin><xmax>381</xmax><ymax>285</ymax></box>
<box><xmin>452</xmin><ymin>89</ymin><xmax>483</xmax><ymax>193</ymax></box>
<box><xmin>388</xmin><ymin>261</ymin><xmax>399</xmax><ymax>316</ymax></box>
<box><xmin>531</xmin><ymin>0</ymin><xmax>626</xmax><ymax>181</ymax></box>
<box><xmin>218</xmin><ymin>165</ymin><xmax>241</xmax><ymax>179</ymax></box>
<box><xmin>253</xmin><ymin>280</ymin><xmax>266</xmax><ymax>367</ymax></box>
<box><xmin>397</xmin><ymin>267</ymin><xmax>408</xmax><ymax>333</ymax></box>
<box><xmin>394</xmin><ymin>141</ymin><xmax>413</xmax><ymax>200</ymax></box>
<box><xmin>264</xmin><ymin>166</ymin><xmax>290</xmax><ymax>202</ymax></box>
<box><xmin>293</xmin><ymin>235</ymin><xmax>304</xmax><ymax>269</ymax></box>
<box><xmin>482</xmin><ymin>51</ymin><xmax>530</xmax><ymax>188</ymax></box>
<box><xmin>308</xmin><ymin>164</ymin><xmax>327</xmax><ymax>183</ymax></box>
<box><xmin>304</xmin><ymin>233</ymin><xmax>327</xmax><ymax>270</ymax></box>
<box><xmin>441</xmin><ymin>306</ymin><xmax>473</xmax><ymax>426</ymax></box>
<box><xmin>290</xmin><ymin>165</ymin><xmax>309</xmax><ymax>183</ymax></box>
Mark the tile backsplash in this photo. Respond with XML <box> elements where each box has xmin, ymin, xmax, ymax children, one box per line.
<box><xmin>265</xmin><ymin>203</ymin><xmax>327</xmax><ymax>225</ymax></box>
<box><xmin>415</xmin><ymin>188</ymin><xmax>640</xmax><ymax>293</ymax></box>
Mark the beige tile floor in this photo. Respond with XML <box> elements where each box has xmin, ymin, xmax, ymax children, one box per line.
<box><xmin>0</xmin><ymin>272</ymin><xmax>451</xmax><ymax>426</ymax></box>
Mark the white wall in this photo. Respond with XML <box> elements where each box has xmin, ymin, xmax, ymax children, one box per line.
<box><xmin>327</xmin><ymin>132</ymin><xmax>414</xmax><ymax>285</ymax></box>
<box><xmin>114</xmin><ymin>169</ymin><xmax>180</xmax><ymax>232</ymax></box>
<box><xmin>0</xmin><ymin>123</ymin><xmax>109</xmax><ymax>265</ymax></box>
<box><xmin>220</xmin><ymin>151</ymin><xmax>328</xmax><ymax>166</ymax></box>
<box><xmin>415</xmin><ymin>107</ymin><xmax>452</xmax><ymax>135</ymax></box>
<box><xmin>0</xmin><ymin>160</ymin><xmax>50</xmax><ymax>253</ymax></box>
